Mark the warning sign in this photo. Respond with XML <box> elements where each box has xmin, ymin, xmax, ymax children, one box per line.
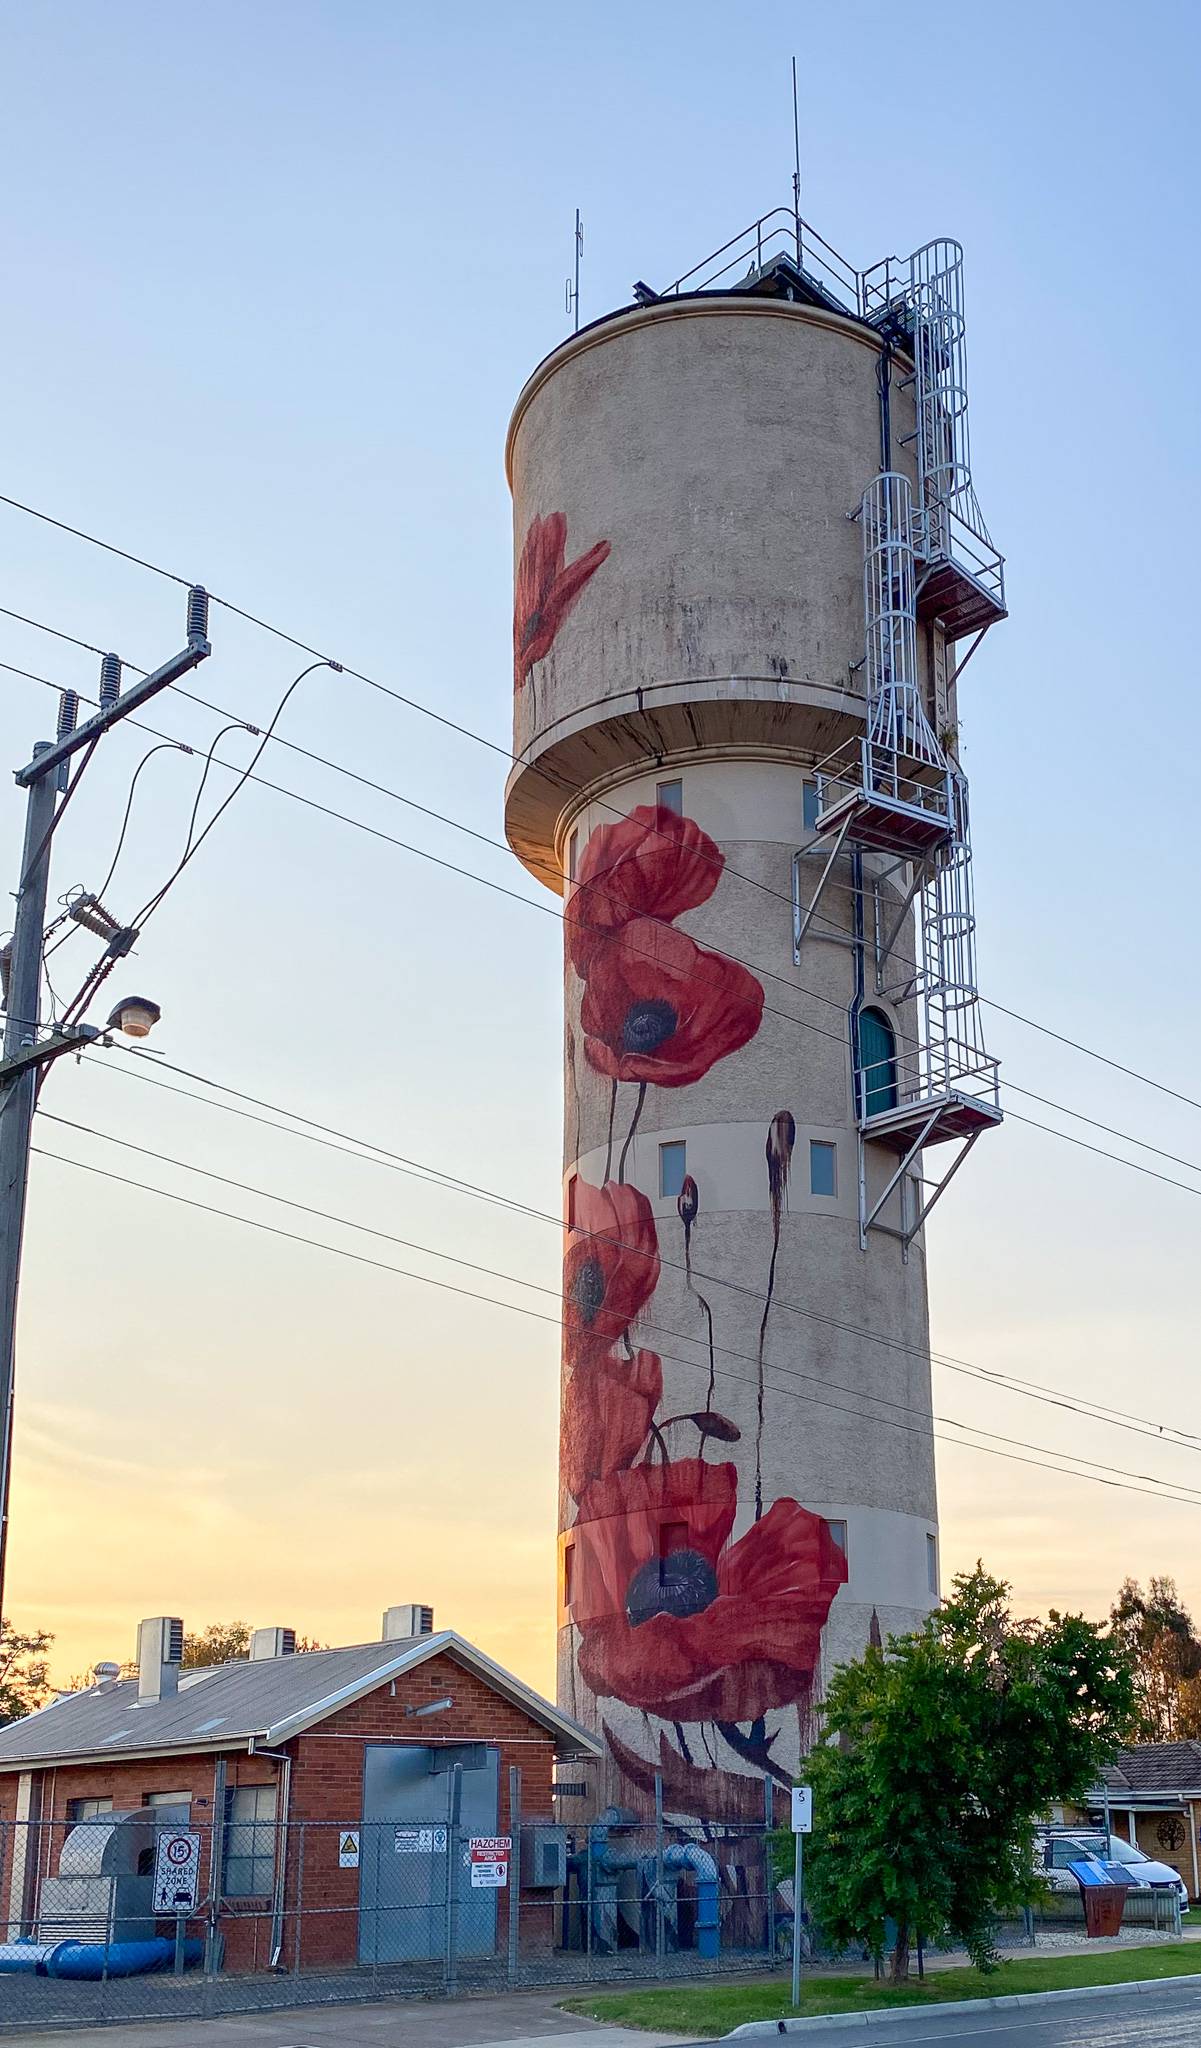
<box><xmin>469</xmin><ymin>1835</ymin><xmax>511</xmax><ymax>1889</ymax></box>
<box><xmin>152</xmin><ymin>1829</ymin><xmax>202</xmax><ymax>1914</ymax></box>
<box><xmin>339</xmin><ymin>1830</ymin><xmax>360</xmax><ymax>1868</ymax></box>
<box><xmin>394</xmin><ymin>1824</ymin><xmax>448</xmax><ymax>1855</ymax></box>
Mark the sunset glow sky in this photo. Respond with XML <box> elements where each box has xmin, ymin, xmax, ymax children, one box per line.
<box><xmin>2</xmin><ymin>0</ymin><xmax>1199</xmax><ymax>1697</ymax></box>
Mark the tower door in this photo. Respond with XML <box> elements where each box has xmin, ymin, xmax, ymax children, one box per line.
<box><xmin>858</xmin><ymin>1007</ymin><xmax>898</xmax><ymax>1117</ymax></box>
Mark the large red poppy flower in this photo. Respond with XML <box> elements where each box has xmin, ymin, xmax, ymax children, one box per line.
<box><xmin>563</xmin><ymin>1178</ymin><xmax>660</xmax><ymax>1350</ymax></box>
<box><xmin>568</xmin><ymin>806</ymin><xmax>723</xmax><ymax>976</ymax></box>
<box><xmin>514</xmin><ymin>512</ymin><xmax>610</xmax><ymax>690</ymax></box>
<box><xmin>569</xmin><ymin>1460</ymin><xmax>847</xmax><ymax>1722</ymax></box>
<box><xmin>561</xmin><ymin>1345</ymin><xmax>662</xmax><ymax>1501</ymax></box>
<box><xmin>580</xmin><ymin>919</ymin><xmax>765</xmax><ymax>1087</ymax></box>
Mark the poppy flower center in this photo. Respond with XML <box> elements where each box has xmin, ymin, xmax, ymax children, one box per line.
<box><xmin>570</xmin><ymin>1257</ymin><xmax>607</xmax><ymax>1326</ymax></box>
<box><xmin>625</xmin><ymin>1548</ymin><xmax>718</xmax><ymax>1627</ymax></box>
<box><xmin>621</xmin><ymin>998</ymin><xmax>678</xmax><ymax>1054</ymax></box>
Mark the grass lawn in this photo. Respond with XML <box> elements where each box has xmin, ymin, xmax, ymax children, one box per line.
<box><xmin>560</xmin><ymin>1942</ymin><xmax>1201</xmax><ymax>2036</ymax></box>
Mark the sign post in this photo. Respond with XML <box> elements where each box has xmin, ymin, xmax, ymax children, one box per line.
<box><xmin>152</xmin><ymin>1830</ymin><xmax>202</xmax><ymax>1978</ymax></box>
<box><xmin>790</xmin><ymin>1787</ymin><xmax>812</xmax><ymax>2008</ymax></box>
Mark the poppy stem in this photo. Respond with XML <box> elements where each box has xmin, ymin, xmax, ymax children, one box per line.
<box><xmin>755</xmin><ymin>1229</ymin><xmax>782</xmax><ymax>1522</ymax></box>
<box><xmin>617</xmin><ymin>1081</ymin><xmax>647</xmax><ymax>1184</ymax></box>
<box><xmin>604</xmin><ymin>1080</ymin><xmax>618</xmax><ymax>1182</ymax></box>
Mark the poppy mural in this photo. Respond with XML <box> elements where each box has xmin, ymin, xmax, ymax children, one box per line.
<box><xmin>513</xmin><ymin>512</ymin><xmax>610</xmax><ymax>695</ymax></box>
<box><xmin>561</xmin><ymin>801</ymin><xmax>848</xmax><ymax>1814</ymax></box>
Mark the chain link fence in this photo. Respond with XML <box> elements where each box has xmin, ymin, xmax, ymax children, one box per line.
<box><xmin>0</xmin><ymin>1785</ymin><xmax>1184</xmax><ymax>2030</ymax></box>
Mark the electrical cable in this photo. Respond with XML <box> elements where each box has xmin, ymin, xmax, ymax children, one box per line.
<box><xmin>8</xmin><ymin>654</ymin><xmax>1201</xmax><ymax>1206</ymax></box>
<box><xmin>90</xmin><ymin>1044</ymin><xmax>1201</xmax><ymax>1456</ymax></box>
<box><xmin>4</xmin><ymin>525</ymin><xmax>1198</xmax><ymax>1126</ymax></box>
<box><xmin>130</xmin><ymin>663</ymin><xmax>334</xmax><ymax>932</ymax></box>
<box><xmin>27</xmin><ymin>1134</ymin><xmax>1201</xmax><ymax>1511</ymax></box>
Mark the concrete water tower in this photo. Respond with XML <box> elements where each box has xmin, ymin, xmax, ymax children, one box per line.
<box><xmin>505</xmin><ymin>211</ymin><xmax>1005</xmax><ymax>1815</ymax></box>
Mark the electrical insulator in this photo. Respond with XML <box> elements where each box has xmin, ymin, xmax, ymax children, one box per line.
<box><xmin>99</xmin><ymin>653</ymin><xmax>121</xmax><ymax>708</ymax></box>
<box><xmin>56</xmin><ymin>690</ymin><xmax>79</xmax><ymax>743</ymax></box>
<box><xmin>187</xmin><ymin>585</ymin><xmax>209</xmax><ymax>644</ymax></box>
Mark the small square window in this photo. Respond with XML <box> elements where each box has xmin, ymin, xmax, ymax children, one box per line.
<box><xmin>656</xmin><ymin>779</ymin><xmax>683</xmax><ymax>816</ymax></box>
<box><xmin>809</xmin><ymin>1140</ymin><xmax>837</xmax><ymax>1198</ymax></box>
<box><xmin>802</xmin><ymin>780</ymin><xmax>820</xmax><ymax>832</ymax></box>
<box><xmin>567</xmin><ymin>828</ymin><xmax>579</xmax><ymax>882</ymax></box>
<box><xmin>824</xmin><ymin>1519</ymin><xmax>848</xmax><ymax>1559</ymax></box>
<box><xmin>926</xmin><ymin>1532</ymin><xmax>939</xmax><ymax>1595</ymax></box>
<box><xmin>659</xmin><ymin>1141</ymin><xmax>686</xmax><ymax>1199</ymax></box>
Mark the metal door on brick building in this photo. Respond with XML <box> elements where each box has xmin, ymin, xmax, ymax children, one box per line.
<box><xmin>358</xmin><ymin>1742</ymin><xmax>500</xmax><ymax>1963</ymax></box>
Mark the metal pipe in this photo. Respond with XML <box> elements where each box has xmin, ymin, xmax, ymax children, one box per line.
<box><xmin>247</xmin><ymin>1743</ymin><xmax>291</xmax><ymax>1967</ymax></box>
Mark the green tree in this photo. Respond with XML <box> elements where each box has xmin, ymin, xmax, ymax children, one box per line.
<box><xmin>181</xmin><ymin>1621</ymin><xmax>251</xmax><ymax>1669</ymax></box>
<box><xmin>1109</xmin><ymin>1577</ymin><xmax>1201</xmax><ymax>1740</ymax></box>
<box><xmin>798</xmin><ymin>1566</ymin><xmax>1135</xmax><ymax>1980</ymax></box>
<box><xmin>0</xmin><ymin>1618</ymin><xmax>54</xmax><ymax>1725</ymax></box>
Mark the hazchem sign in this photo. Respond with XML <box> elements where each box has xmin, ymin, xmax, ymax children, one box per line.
<box><xmin>469</xmin><ymin>1835</ymin><xmax>511</xmax><ymax>1888</ymax></box>
<box><xmin>394</xmin><ymin>1825</ymin><xmax>447</xmax><ymax>1855</ymax></box>
<box><xmin>153</xmin><ymin>1829</ymin><xmax>202</xmax><ymax>1913</ymax></box>
<box><xmin>339</xmin><ymin>1830</ymin><xmax>360</xmax><ymax>1868</ymax></box>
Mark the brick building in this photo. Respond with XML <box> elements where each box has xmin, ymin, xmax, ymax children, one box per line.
<box><xmin>0</xmin><ymin>1606</ymin><xmax>598</xmax><ymax>1974</ymax></box>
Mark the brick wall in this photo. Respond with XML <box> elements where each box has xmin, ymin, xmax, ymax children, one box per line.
<box><xmin>285</xmin><ymin>1650</ymin><xmax>556</xmax><ymax>1968</ymax></box>
<box><xmin>0</xmin><ymin>1648</ymin><xmax>563</xmax><ymax>1973</ymax></box>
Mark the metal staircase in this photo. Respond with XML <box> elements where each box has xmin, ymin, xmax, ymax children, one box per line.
<box><xmin>794</xmin><ymin>457</ymin><xmax>1001</xmax><ymax>1252</ymax></box>
<box><xmin>865</xmin><ymin>240</ymin><xmax>1006</xmax><ymax>641</ymax></box>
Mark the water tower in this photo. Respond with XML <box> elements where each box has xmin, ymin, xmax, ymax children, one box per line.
<box><xmin>505</xmin><ymin>211</ymin><xmax>1005</xmax><ymax>1814</ymax></box>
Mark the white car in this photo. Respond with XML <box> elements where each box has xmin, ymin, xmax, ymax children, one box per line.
<box><xmin>1040</xmin><ymin>1829</ymin><xmax>1189</xmax><ymax>1908</ymax></box>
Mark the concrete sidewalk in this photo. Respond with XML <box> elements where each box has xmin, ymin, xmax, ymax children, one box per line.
<box><xmin>3</xmin><ymin>1987</ymin><xmax>686</xmax><ymax>2048</ymax></box>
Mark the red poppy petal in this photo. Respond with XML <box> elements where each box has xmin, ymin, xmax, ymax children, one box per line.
<box><xmin>580</xmin><ymin>921</ymin><xmax>764</xmax><ymax>1086</ymax></box>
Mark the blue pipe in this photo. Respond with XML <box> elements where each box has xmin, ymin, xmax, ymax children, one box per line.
<box><xmin>665</xmin><ymin>1843</ymin><xmax>720</xmax><ymax>1960</ymax></box>
<box><xmin>0</xmin><ymin>1937</ymin><xmax>204</xmax><ymax>1979</ymax></box>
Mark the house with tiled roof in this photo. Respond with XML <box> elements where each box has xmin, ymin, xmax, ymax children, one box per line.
<box><xmin>1069</xmin><ymin>1742</ymin><xmax>1201</xmax><ymax>1900</ymax></box>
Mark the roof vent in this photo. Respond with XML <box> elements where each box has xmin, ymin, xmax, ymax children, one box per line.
<box><xmin>383</xmin><ymin>1603</ymin><xmax>433</xmax><ymax>1641</ymax></box>
<box><xmin>250</xmin><ymin>1626</ymin><xmax>296</xmax><ymax>1661</ymax></box>
<box><xmin>92</xmin><ymin>1661</ymin><xmax>121</xmax><ymax>1692</ymax></box>
<box><xmin>136</xmin><ymin>1616</ymin><xmax>184</xmax><ymax>1704</ymax></box>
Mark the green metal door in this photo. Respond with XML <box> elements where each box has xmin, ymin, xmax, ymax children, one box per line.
<box><xmin>858</xmin><ymin>1008</ymin><xmax>897</xmax><ymax>1117</ymax></box>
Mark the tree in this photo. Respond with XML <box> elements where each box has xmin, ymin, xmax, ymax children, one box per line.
<box><xmin>182</xmin><ymin>1621</ymin><xmax>251</xmax><ymax>1669</ymax></box>
<box><xmin>0</xmin><ymin>1618</ymin><xmax>54</xmax><ymax>1725</ymax></box>
<box><xmin>1109</xmin><ymin>1578</ymin><xmax>1201</xmax><ymax>1741</ymax></box>
<box><xmin>799</xmin><ymin>1566</ymin><xmax>1135</xmax><ymax>1980</ymax></box>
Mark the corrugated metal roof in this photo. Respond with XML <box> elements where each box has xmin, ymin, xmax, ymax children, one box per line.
<box><xmin>0</xmin><ymin>1632</ymin><xmax>600</xmax><ymax>1768</ymax></box>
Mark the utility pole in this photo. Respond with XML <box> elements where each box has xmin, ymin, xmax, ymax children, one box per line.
<box><xmin>0</xmin><ymin>587</ymin><xmax>211</xmax><ymax>1615</ymax></box>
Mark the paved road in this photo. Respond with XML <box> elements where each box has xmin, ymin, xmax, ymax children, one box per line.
<box><xmin>843</xmin><ymin>1978</ymin><xmax>1201</xmax><ymax>2043</ymax></box>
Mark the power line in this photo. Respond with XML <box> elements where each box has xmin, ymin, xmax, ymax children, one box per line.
<box><xmin>3</xmin><ymin>516</ymin><xmax>1198</xmax><ymax>1125</ymax></box>
<box><xmin>8</xmin><ymin>626</ymin><xmax>1201</xmax><ymax>1194</ymax></box>
<box><xmin>69</xmin><ymin>1054</ymin><xmax>1201</xmax><ymax>1457</ymax></box>
<box><xmin>28</xmin><ymin>1132</ymin><xmax>1201</xmax><ymax>1511</ymax></box>
<box><xmin>7</xmin><ymin>653</ymin><xmax>1201</xmax><ymax>1208</ymax></box>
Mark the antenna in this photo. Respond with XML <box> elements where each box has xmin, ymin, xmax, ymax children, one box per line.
<box><xmin>791</xmin><ymin>57</ymin><xmax>802</xmax><ymax>270</ymax></box>
<box><xmin>565</xmin><ymin>208</ymin><xmax>583</xmax><ymax>333</ymax></box>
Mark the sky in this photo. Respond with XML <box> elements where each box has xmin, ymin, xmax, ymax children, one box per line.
<box><xmin>1</xmin><ymin>0</ymin><xmax>1199</xmax><ymax>1695</ymax></box>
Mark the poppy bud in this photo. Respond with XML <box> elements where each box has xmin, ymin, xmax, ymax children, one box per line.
<box><xmin>766</xmin><ymin>1110</ymin><xmax>797</xmax><ymax>1214</ymax></box>
<box><xmin>677</xmin><ymin>1174</ymin><xmax>699</xmax><ymax>1227</ymax></box>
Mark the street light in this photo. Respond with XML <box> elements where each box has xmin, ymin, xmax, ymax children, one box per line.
<box><xmin>104</xmin><ymin>996</ymin><xmax>162</xmax><ymax>1040</ymax></box>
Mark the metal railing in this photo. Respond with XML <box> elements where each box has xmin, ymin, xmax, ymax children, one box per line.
<box><xmin>814</xmin><ymin>738</ymin><xmax>954</xmax><ymax>836</ymax></box>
